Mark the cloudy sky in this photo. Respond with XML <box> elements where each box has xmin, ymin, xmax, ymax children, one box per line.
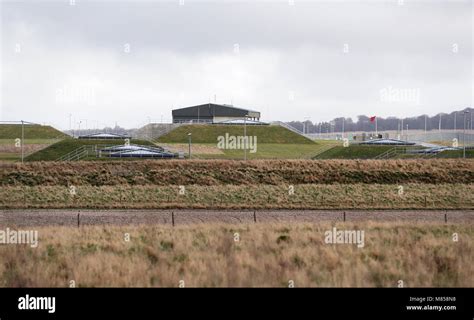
<box><xmin>1</xmin><ymin>0</ymin><xmax>472</xmax><ymax>129</ymax></box>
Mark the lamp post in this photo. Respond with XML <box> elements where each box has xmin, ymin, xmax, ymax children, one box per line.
<box><xmin>303</xmin><ymin>116</ymin><xmax>310</xmax><ymax>135</ymax></box>
<box><xmin>401</xmin><ymin>118</ymin><xmax>404</xmax><ymax>137</ymax></box>
<box><xmin>147</xmin><ymin>116</ymin><xmax>152</xmax><ymax>140</ymax></box>
<box><xmin>21</xmin><ymin>120</ymin><xmax>24</xmax><ymax>163</ymax></box>
<box><xmin>244</xmin><ymin>114</ymin><xmax>249</xmax><ymax>161</ymax></box>
<box><xmin>471</xmin><ymin>111</ymin><xmax>473</xmax><ymax>131</ymax></box>
<box><xmin>464</xmin><ymin>111</ymin><xmax>470</xmax><ymax>158</ymax></box>
<box><xmin>187</xmin><ymin>133</ymin><xmax>192</xmax><ymax>159</ymax></box>
<box><xmin>342</xmin><ymin>117</ymin><xmax>345</xmax><ymax>138</ymax></box>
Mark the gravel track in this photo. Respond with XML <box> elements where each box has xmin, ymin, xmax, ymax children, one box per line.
<box><xmin>0</xmin><ymin>209</ymin><xmax>472</xmax><ymax>227</ymax></box>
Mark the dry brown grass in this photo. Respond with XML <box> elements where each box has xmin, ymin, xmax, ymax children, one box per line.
<box><xmin>0</xmin><ymin>222</ymin><xmax>471</xmax><ymax>287</ymax></box>
<box><xmin>2</xmin><ymin>159</ymin><xmax>473</xmax><ymax>186</ymax></box>
<box><xmin>1</xmin><ymin>184</ymin><xmax>472</xmax><ymax>209</ymax></box>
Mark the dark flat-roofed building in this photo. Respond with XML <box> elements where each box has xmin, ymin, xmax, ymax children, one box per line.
<box><xmin>172</xmin><ymin>103</ymin><xmax>261</xmax><ymax>123</ymax></box>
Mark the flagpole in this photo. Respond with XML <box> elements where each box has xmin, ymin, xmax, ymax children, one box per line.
<box><xmin>375</xmin><ymin>116</ymin><xmax>378</xmax><ymax>136</ymax></box>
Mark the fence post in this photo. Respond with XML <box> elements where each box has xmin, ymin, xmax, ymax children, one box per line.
<box><xmin>77</xmin><ymin>212</ymin><xmax>80</xmax><ymax>228</ymax></box>
<box><xmin>424</xmin><ymin>195</ymin><xmax>427</xmax><ymax>208</ymax></box>
<box><xmin>253</xmin><ymin>210</ymin><xmax>257</xmax><ymax>223</ymax></box>
<box><xmin>444</xmin><ymin>212</ymin><xmax>448</xmax><ymax>224</ymax></box>
<box><xmin>343</xmin><ymin>211</ymin><xmax>346</xmax><ymax>222</ymax></box>
<box><xmin>171</xmin><ymin>211</ymin><xmax>175</xmax><ymax>227</ymax></box>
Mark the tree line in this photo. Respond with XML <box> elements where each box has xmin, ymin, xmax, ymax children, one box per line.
<box><xmin>288</xmin><ymin>108</ymin><xmax>473</xmax><ymax>133</ymax></box>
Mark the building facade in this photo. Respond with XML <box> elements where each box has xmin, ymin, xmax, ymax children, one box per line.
<box><xmin>172</xmin><ymin>103</ymin><xmax>261</xmax><ymax>123</ymax></box>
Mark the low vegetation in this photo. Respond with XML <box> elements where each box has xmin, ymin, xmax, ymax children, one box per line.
<box><xmin>434</xmin><ymin>149</ymin><xmax>474</xmax><ymax>158</ymax></box>
<box><xmin>1</xmin><ymin>184</ymin><xmax>472</xmax><ymax>209</ymax></box>
<box><xmin>0</xmin><ymin>222</ymin><xmax>471</xmax><ymax>287</ymax></box>
<box><xmin>2</xmin><ymin>159</ymin><xmax>473</xmax><ymax>186</ymax></box>
<box><xmin>182</xmin><ymin>143</ymin><xmax>338</xmax><ymax>159</ymax></box>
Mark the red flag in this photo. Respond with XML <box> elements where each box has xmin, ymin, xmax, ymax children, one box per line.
<box><xmin>370</xmin><ymin>116</ymin><xmax>376</xmax><ymax>123</ymax></box>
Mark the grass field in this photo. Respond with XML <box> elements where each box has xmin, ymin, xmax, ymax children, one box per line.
<box><xmin>314</xmin><ymin>145</ymin><xmax>395</xmax><ymax>159</ymax></box>
<box><xmin>0</xmin><ymin>153</ymin><xmax>19</xmax><ymax>161</ymax></box>
<box><xmin>1</xmin><ymin>183</ymin><xmax>472</xmax><ymax>209</ymax></box>
<box><xmin>434</xmin><ymin>149</ymin><xmax>474</xmax><ymax>158</ymax></box>
<box><xmin>175</xmin><ymin>143</ymin><xmax>336</xmax><ymax>159</ymax></box>
<box><xmin>157</xmin><ymin>124</ymin><xmax>315</xmax><ymax>144</ymax></box>
<box><xmin>211</xmin><ymin>143</ymin><xmax>331</xmax><ymax>159</ymax></box>
<box><xmin>25</xmin><ymin>138</ymin><xmax>155</xmax><ymax>162</ymax></box>
<box><xmin>0</xmin><ymin>222</ymin><xmax>471</xmax><ymax>287</ymax></box>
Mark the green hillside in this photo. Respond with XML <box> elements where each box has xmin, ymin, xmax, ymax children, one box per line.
<box><xmin>157</xmin><ymin>125</ymin><xmax>315</xmax><ymax>144</ymax></box>
<box><xmin>313</xmin><ymin>145</ymin><xmax>393</xmax><ymax>159</ymax></box>
<box><xmin>313</xmin><ymin>144</ymin><xmax>474</xmax><ymax>160</ymax></box>
<box><xmin>0</xmin><ymin>124</ymin><xmax>67</xmax><ymax>139</ymax></box>
<box><xmin>26</xmin><ymin>138</ymin><xmax>155</xmax><ymax>161</ymax></box>
<box><xmin>434</xmin><ymin>149</ymin><xmax>474</xmax><ymax>158</ymax></box>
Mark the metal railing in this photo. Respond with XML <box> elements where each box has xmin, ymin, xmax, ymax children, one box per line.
<box><xmin>172</xmin><ymin>119</ymin><xmax>213</xmax><ymax>124</ymax></box>
<box><xmin>150</xmin><ymin>124</ymin><xmax>182</xmax><ymax>142</ymax></box>
<box><xmin>271</xmin><ymin>121</ymin><xmax>305</xmax><ymax>135</ymax></box>
<box><xmin>137</xmin><ymin>123</ymin><xmax>183</xmax><ymax>143</ymax></box>
<box><xmin>57</xmin><ymin>145</ymin><xmax>117</xmax><ymax>161</ymax></box>
<box><xmin>306</xmin><ymin>143</ymin><xmax>339</xmax><ymax>159</ymax></box>
<box><xmin>374</xmin><ymin>147</ymin><xmax>399</xmax><ymax>159</ymax></box>
<box><xmin>56</xmin><ymin>145</ymin><xmax>92</xmax><ymax>161</ymax></box>
<box><xmin>374</xmin><ymin>147</ymin><xmax>438</xmax><ymax>159</ymax></box>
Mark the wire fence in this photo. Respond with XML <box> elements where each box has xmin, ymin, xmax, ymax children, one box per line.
<box><xmin>308</xmin><ymin>130</ymin><xmax>474</xmax><ymax>144</ymax></box>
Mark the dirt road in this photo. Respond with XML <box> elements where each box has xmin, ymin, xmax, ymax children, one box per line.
<box><xmin>0</xmin><ymin>209</ymin><xmax>472</xmax><ymax>227</ymax></box>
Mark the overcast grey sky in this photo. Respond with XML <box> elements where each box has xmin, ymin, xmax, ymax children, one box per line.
<box><xmin>1</xmin><ymin>0</ymin><xmax>472</xmax><ymax>129</ymax></box>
